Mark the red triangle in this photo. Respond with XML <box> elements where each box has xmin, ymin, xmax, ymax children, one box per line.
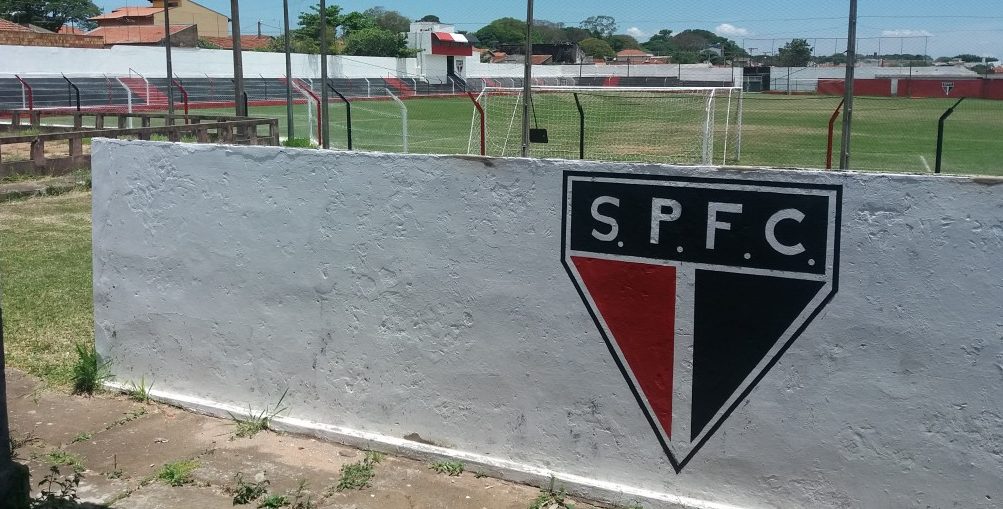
<box><xmin>571</xmin><ymin>256</ymin><xmax>676</xmax><ymax>438</ymax></box>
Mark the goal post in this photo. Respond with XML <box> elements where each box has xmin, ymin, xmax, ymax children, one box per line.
<box><xmin>467</xmin><ymin>86</ymin><xmax>743</xmax><ymax>165</ymax></box>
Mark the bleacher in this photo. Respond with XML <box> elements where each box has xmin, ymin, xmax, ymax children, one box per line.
<box><xmin>0</xmin><ymin>74</ymin><xmax>735</xmax><ymax>114</ymax></box>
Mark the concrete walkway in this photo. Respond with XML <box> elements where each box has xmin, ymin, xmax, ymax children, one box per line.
<box><xmin>6</xmin><ymin>368</ymin><xmax>607</xmax><ymax>508</ymax></box>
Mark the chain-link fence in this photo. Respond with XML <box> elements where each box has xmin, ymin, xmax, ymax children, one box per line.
<box><xmin>2</xmin><ymin>1</ymin><xmax>1000</xmax><ymax>175</ymax></box>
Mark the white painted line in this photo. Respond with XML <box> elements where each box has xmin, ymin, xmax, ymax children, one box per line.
<box><xmin>920</xmin><ymin>155</ymin><xmax>932</xmax><ymax>172</ymax></box>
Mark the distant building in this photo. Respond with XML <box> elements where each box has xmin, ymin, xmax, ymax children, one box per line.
<box><xmin>495</xmin><ymin>43</ymin><xmax>586</xmax><ymax>64</ymax></box>
<box><xmin>405</xmin><ymin>21</ymin><xmax>474</xmax><ymax>80</ymax></box>
<box><xmin>87</xmin><ymin>24</ymin><xmax>198</xmax><ymax>47</ymax></box>
<box><xmin>0</xmin><ymin>17</ymin><xmax>104</xmax><ymax>48</ymax></box>
<box><xmin>90</xmin><ymin>0</ymin><xmax>228</xmax><ymax>38</ymax></box>
<box><xmin>615</xmin><ymin>49</ymin><xmax>668</xmax><ymax>64</ymax></box>
<box><xmin>201</xmin><ymin>35</ymin><xmax>273</xmax><ymax>50</ymax></box>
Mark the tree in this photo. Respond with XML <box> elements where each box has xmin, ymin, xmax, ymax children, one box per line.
<box><xmin>340</xmin><ymin>10</ymin><xmax>375</xmax><ymax>37</ymax></box>
<box><xmin>0</xmin><ymin>0</ymin><xmax>100</xmax><ymax>32</ymax></box>
<box><xmin>562</xmin><ymin>26</ymin><xmax>592</xmax><ymax>43</ymax></box>
<box><xmin>475</xmin><ymin>17</ymin><xmax>527</xmax><ymax>47</ymax></box>
<box><xmin>579</xmin><ymin>37</ymin><xmax>615</xmax><ymax>59</ymax></box>
<box><xmin>579</xmin><ymin>15</ymin><xmax>616</xmax><ymax>39</ymax></box>
<box><xmin>608</xmin><ymin>34</ymin><xmax>640</xmax><ymax>53</ymax></box>
<box><xmin>641</xmin><ymin>29</ymin><xmax>675</xmax><ymax>56</ymax></box>
<box><xmin>343</xmin><ymin>27</ymin><xmax>415</xmax><ymax>57</ymax></box>
<box><xmin>363</xmin><ymin>7</ymin><xmax>410</xmax><ymax>33</ymax></box>
<box><xmin>954</xmin><ymin>54</ymin><xmax>982</xmax><ymax>62</ymax></box>
<box><xmin>534</xmin><ymin>19</ymin><xmax>569</xmax><ymax>44</ymax></box>
<box><xmin>419</xmin><ymin>14</ymin><xmax>440</xmax><ymax>23</ymax></box>
<box><xmin>294</xmin><ymin>3</ymin><xmax>343</xmax><ymax>42</ymax></box>
<box><xmin>778</xmin><ymin>38</ymin><xmax>813</xmax><ymax>66</ymax></box>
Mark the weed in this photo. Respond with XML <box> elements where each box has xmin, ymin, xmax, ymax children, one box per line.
<box><xmin>229</xmin><ymin>388</ymin><xmax>290</xmax><ymax>439</ymax></box>
<box><xmin>70</xmin><ymin>432</ymin><xmax>92</xmax><ymax>444</ymax></box>
<box><xmin>41</xmin><ymin>450</ymin><xmax>84</xmax><ymax>473</ymax></box>
<box><xmin>156</xmin><ymin>459</ymin><xmax>199</xmax><ymax>487</ymax></box>
<box><xmin>529</xmin><ymin>477</ymin><xmax>575</xmax><ymax>509</ymax></box>
<box><xmin>30</xmin><ymin>465</ymin><xmax>81</xmax><ymax>508</ymax></box>
<box><xmin>104</xmin><ymin>455</ymin><xmax>124</xmax><ymax>479</ymax></box>
<box><xmin>257</xmin><ymin>494</ymin><xmax>289</xmax><ymax>508</ymax></box>
<box><xmin>10</xmin><ymin>430</ymin><xmax>40</xmax><ymax>460</ymax></box>
<box><xmin>127</xmin><ymin>376</ymin><xmax>154</xmax><ymax>403</ymax></box>
<box><xmin>70</xmin><ymin>342</ymin><xmax>111</xmax><ymax>395</ymax></box>
<box><xmin>107</xmin><ymin>407</ymin><xmax>147</xmax><ymax>430</ymax></box>
<box><xmin>282</xmin><ymin>138</ymin><xmax>315</xmax><ymax>148</ymax></box>
<box><xmin>335</xmin><ymin>451</ymin><xmax>383</xmax><ymax>491</ymax></box>
<box><xmin>228</xmin><ymin>473</ymin><xmax>270</xmax><ymax>505</ymax></box>
<box><xmin>430</xmin><ymin>460</ymin><xmax>464</xmax><ymax>476</ymax></box>
<box><xmin>288</xmin><ymin>479</ymin><xmax>314</xmax><ymax>509</ymax></box>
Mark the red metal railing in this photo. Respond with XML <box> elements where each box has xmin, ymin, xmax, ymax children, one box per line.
<box><xmin>14</xmin><ymin>75</ymin><xmax>33</xmax><ymax>111</ymax></box>
<box><xmin>826</xmin><ymin>99</ymin><xmax>845</xmax><ymax>170</ymax></box>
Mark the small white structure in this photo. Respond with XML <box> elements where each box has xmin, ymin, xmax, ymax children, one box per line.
<box><xmin>405</xmin><ymin>21</ymin><xmax>474</xmax><ymax>82</ymax></box>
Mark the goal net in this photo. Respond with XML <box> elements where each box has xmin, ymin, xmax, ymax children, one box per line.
<box><xmin>468</xmin><ymin>86</ymin><xmax>743</xmax><ymax>165</ymax></box>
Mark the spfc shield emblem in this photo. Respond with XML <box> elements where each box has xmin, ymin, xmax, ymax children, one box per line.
<box><xmin>561</xmin><ymin>171</ymin><xmax>842</xmax><ymax>472</ymax></box>
<box><xmin>942</xmin><ymin>81</ymin><xmax>955</xmax><ymax>95</ymax></box>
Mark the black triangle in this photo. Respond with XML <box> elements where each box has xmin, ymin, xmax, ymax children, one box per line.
<box><xmin>690</xmin><ymin>270</ymin><xmax>824</xmax><ymax>441</ymax></box>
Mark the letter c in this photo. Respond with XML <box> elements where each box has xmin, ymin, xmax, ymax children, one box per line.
<box><xmin>765</xmin><ymin>209</ymin><xmax>806</xmax><ymax>256</ymax></box>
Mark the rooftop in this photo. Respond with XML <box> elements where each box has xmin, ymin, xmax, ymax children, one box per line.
<box><xmin>201</xmin><ymin>35</ymin><xmax>273</xmax><ymax>50</ymax></box>
<box><xmin>90</xmin><ymin>7</ymin><xmax>163</xmax><ymax>21</ymax></box>
<box><xmin>86</xmin><ymin>24</ymin><xmax>191</xmax><ymax>44</ymax></box>
<box><xmin>0</xmin><ymin>18</ymin><xmax>30</xmax><ymax>32</ymax></box>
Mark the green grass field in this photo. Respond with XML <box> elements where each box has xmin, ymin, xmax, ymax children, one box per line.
<box><xmin>0</xmin><ymin>192</ymin><xmax>93</xmax><ymax>386</ymax></box>
<box><xmin>38</xmin><ymin>93</ymin><xmax>1002</xmax><ymax>175</ymax></box>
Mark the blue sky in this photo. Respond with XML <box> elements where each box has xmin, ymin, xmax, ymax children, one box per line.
<box><xmin>93</xmin><ymin>0</ymin><xmax>1002</xmax><ymax>58</ymax></box>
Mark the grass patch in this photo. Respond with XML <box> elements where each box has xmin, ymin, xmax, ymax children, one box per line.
<box><xmin>228</xmin><ymin>473</ymin><xmax>270</xmax><ymax>505</ymax></box>
<box><xmin>156</xmin><ymin>459</ymin><xmax>199</xmax><ymax>487</ymax></box>
<box><xmin>429</xmin><ymin>460</ymin><xmax>463</xmax><ymax>476</ymax></box>
<box><xmin>70</xmin><ymin>342</ymin><xmax>110</xmax><ymax>395</ymax></box>
<box><xmin>335</xmin><ymin>451</ymin><xmax>383</xmax><ymax>492</ymax></box>
<box><xmin>257</xmin><ymin>494</ymin><xmax>289</xmax><ymax>508</ymax></box>
<box><xmin>282</xmin><ymin>137</ymin><xmax>315</xmax><ymax>148</ymax></box>
<box><xmin>41</xmin><ymin>449</ymin><xmax>85</xmax><ymax>473</ymax></box>
<box><xmin>127</xmin><ymin>376</ymin><xmax>154</xmax><ymax>403</ymax></box>
<box><xmin>530</xmin><ymin>477</ymin><xmax>575</xmax><ymax>509</ymax></box>
<box><xmin>0</xmin><ymin>192</ymin><xmax>93</xmax><ymax>387</ymax></box>
<box><xmin>229</xmin><ymin>388</ymin><xmax>289</xmax><ymax>439</ymax></box>
<box><xmin>70</xmin><ymin>432</ymin><xmax>92</xmax><ymax>444</ymax></box>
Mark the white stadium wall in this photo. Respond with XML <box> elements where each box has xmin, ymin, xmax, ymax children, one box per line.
<box><xmin>92</xmin><ymin>140</ymin><xmax>1003</xmax><ymax>509</ymax></box>
<box><xmin>3</xmin><ymin>44</ymin><xmax>736</xmax><ymax>84</ymax></box>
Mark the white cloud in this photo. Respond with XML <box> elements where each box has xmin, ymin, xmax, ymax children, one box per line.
<box><xmin>881</xmin><ymin>29</ymin><xmax>934</xmax><ymax>37</ymax></box>
<box><xmin>715</xmin><ymin>23</ymin><xmax>750</xmax><ymax>37</ymax></box>
<box><xmin>626</xmin><ymin>27</ymin><xmax>646</xmax><ymax>39</ymax></box>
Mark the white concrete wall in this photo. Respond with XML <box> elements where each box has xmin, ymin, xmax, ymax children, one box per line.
<box><xmin>92</xmin><ymin>140</ymin><xmax>1003</xmax><ymax>509</ymax></box>
<box><xmin>2</xmin><ymin>44</ymin><xmax>734</xmax><ymax>83</ymax></box>
<box><xmin>0</xmin><ymin>45</ymin><xmax>416</xmax><ymax>79</ymax></box>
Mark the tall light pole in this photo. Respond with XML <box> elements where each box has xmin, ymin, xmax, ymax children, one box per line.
<box><xmin>163</xmin><ymin>0</ymin><xmax>175</xmax><ymax>117</ymax></box>
<box><xmin>520</xmin><ymin>0</ymin><xmax>534</xmax><ymax>157</ymax></box>
<box><xmin>231</xmin><ymin>0</ymin><xmax>246</xmax><ymax>116</ymax></box>
<box><xmin>839</xmin><ymin>0</ymin><xmax>858</xmax><ymax>170</ymax></box>
<box><xmin>319</xmin><ymin>0</ymin><xmax>330</xmax><ymax>149</ymax></box>
<box><xmin>283</xmin><ymin>0</ymin><xmax>294</xmax><ymax>140</ymax></box>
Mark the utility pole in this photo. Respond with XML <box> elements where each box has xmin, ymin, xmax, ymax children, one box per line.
<box><xmin>520</xmin><ymin>0</ymin><xmax>534</xmax><ymax>157</ymax></box>
<box><xmin>257</xmin><ymin>20</ymin><xmax>262</xmax><ymax>38</ymax></box>
<box><xmin>164</xmin><ymin>0</ymin><xmax>175</xmax><ymax>117</ymax></box>
<box><xmin>283</xmin><ymin>0</ymin><xmax>294</xmax><ymax>140</ymax></box>
<box><xmin>319</xmin><ymin>0</ymin><xmax>330</xmax><ymax>148</ymax></box>
<box><xmin>231</xmin><ymin>0</ymin><xmax>246</xmax><ymax>116</ymax></box>
<box><xmin>839</xmin><ymin>0</ymin><xmax>858</xmax><ymax>170</ymax></box>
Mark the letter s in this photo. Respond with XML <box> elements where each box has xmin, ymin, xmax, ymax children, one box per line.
<box><xmin>591</xmin><ymin>196</ymin><xmax>620</xmax><ymax>242</ymax></box>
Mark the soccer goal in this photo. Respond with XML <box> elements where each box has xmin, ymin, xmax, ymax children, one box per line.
<box><xmin>467</xmin><ymin>86</ymin><xmax>743</xmax><ymax>165</ymax></box>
